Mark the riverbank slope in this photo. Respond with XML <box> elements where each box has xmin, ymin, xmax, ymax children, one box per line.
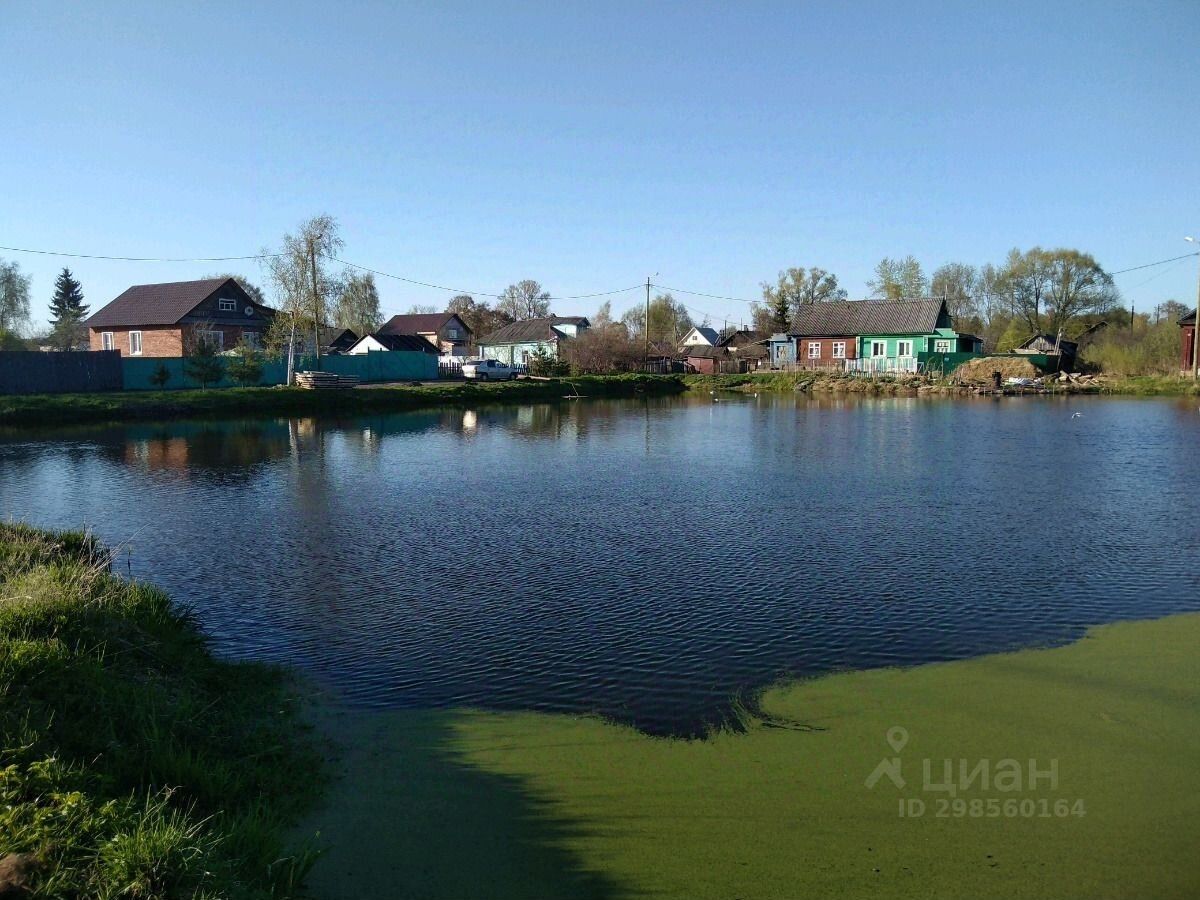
<box><xmin>0</xmin><ymin>524</ymin><xmax>320</xmax><ymax>898</ymax></box>
<box><xmin>0</xmin><ymin>374</ymin><xmax>686</xmax><ymax>427</ymax></box>
<box><xmin>684</xmin><ymin>371</ymin><xmax>1200</xmax><ymax>396</ymax></box>
<box><xmin>302</xmin><ymin>612</ymin><xmax>1200</xmax><ymax>899</ymax></box>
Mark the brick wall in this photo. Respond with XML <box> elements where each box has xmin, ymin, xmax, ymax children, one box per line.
<box><xmin>89</xmin><ymin>326</ymin><xmax>183</xmax><ymax>357</ymax></box>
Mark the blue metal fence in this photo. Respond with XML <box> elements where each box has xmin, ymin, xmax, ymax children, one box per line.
<box><xmin>119</xmin><ymin>351</ymin><xmax>438</xmax><ymax>391</ymax></box>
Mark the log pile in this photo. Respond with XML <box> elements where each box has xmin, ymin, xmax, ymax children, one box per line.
<box><xmin>294</xmin><ymin>371</ymin><xmax>361</xmax><ymax>390</ymax></box>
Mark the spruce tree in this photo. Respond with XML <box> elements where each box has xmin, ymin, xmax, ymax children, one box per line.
<box><xmin>48</xmin><ymin>268</ymin><xmax>89</xmax><ymax>350</ymax></box>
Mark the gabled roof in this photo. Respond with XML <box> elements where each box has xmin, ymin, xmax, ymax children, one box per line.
<box><xmin>789</xmin><ymin>299</ymin><xmax>949</xmax><ymax>337</ymax></box>
<box><xmin>717</xmin><ymin>328</ymin><xmax>765</xmax><ymax>347</ymax></box>
<box><xmin>1017</xmin><ymin>333</ymin><xmax>1079</xmax><ymax>354</ymax></box>
<box><xmin>322</xmin><ymin>328</ymin><xmax>359</xmax><ymax>352</ymax></box>
<box><xmin>683</xmin><ymin>326</ymin><xmax>720</xmax><ymax>345</ymax></box>
<box><xmin>87</xmin><ymin>277</ymin><xmax>248</xmax><ymax>328</ymax></box>
<box><xmin>479</xmin><ymin>316</ymin><xmax>589</xmax><ymax>345</ymax></box>
<box><xmin>352</xmin><ymin>333</ymin><xmax>440</xmax><ymax>353</ymax></box>
<box><xmin>379</xmin><ymin>312</ymin><xmax>471</xmax><ymax>336</ymax></box>
<box><xmin>682</xmin><ymin>344</ymin><xmax>727</xmax><ymax>359</ymax></box>
<box><xmin>1181</xmin><ymin>310</ymin><xmax>1197</xmax><ymax>326</ymax></box>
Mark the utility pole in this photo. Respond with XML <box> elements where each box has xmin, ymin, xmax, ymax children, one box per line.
<box><xmin>307</xmin><ymin>234</ymin><xmax>323</xmax><ymax>371</ymax></box>
<box><xmin>645</xmin><ymin>275</ymin><xmax>651</xmax><ymax>368</ymax></box>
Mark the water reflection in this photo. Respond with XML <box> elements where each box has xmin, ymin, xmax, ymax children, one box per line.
<box><xmin>1</xmin><ymin>395</ymin><xmax>1198</xmax><ymax>736</ymax></box>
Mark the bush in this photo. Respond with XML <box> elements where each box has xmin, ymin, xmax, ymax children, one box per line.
<box><xmin>226</xmin><ymin>343</ymin><xmax>265</xmax><ymax>387</ymax></box>
<box><xmin>148</xmin><ymin>362</ymin><xmax>172</xmax><ymax>389</ymax></box>
<box><xmin>183</xmin><ymin>337</ymin><xmax>225</xmax><ymax>389</ymax></box>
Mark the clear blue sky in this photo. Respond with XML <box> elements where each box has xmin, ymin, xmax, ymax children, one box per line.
<box><xmin>3</xmin><ymin>1</ymin><xmax>1198</xmax><ymax>329</ymax></box>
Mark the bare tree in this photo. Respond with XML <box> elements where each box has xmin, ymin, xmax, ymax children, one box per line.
<box><xmin>930</xmin><ymin>263</ymin><xmax>982</xmax><ymax>324</ymax></box>
<box><xmin>496</xmin><ymin>279</ymin><xmax>551</xmax><ymax>320</ymax></box>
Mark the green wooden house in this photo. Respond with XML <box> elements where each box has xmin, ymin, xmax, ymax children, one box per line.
<box><xmin>768</xmin><ymin>299</ymin><xmax>979</xmax><ymax>372</ymax></box>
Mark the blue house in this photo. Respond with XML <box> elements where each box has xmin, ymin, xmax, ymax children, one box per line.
<box><xmin>477</xmin><ymin>316</ymin><xmax>590</xmax><ymax>366</ymax></box>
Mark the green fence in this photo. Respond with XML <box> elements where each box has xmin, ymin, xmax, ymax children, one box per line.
<box><xmin>120</xmin><ymin>351</ymin><xmax>438</xmax><ymax>391</ymax></box>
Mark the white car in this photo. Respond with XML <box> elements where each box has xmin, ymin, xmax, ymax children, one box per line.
<box><xmin>463</xmin><ymin>358</ymin><xmax>518</xmax><ymax>381</ymax></box>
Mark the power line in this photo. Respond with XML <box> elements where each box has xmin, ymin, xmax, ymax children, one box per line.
<box><xmin>0</xmin><ymin>244</ymin><xmax>280</xmax><ymax>263</ymax></box>
<box><xmin>1109</xmin><ymin>251</ymin><xmax>1200</xmax><ymax>276</ymax></box>
<box><xmin>328</xmin><ymin>255</ymin><xmax>643</xmax><ymax>302</ymax></box>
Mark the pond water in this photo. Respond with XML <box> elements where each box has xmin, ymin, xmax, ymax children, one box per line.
<box><xmin>1</xmin><ymin>394</ymin><xmax>1197</xmax><ymax>736</ymax></box>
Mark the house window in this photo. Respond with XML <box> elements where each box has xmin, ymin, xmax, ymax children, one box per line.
<box><xmin>199</xmin><ymin>330</ymin><xmax>224</xmax><ymax>352</ymax></box>
<box><xmin>897</xmin><ymin>340</ymin><xmax>914</xmax><ymax>358</ymax></box>
<box><xmin>807</xmin><ymin>341</ymin><xmax>821</xmax><ymax>359</ymax></box>
<box><xmin>832</xmin><ymin>341</ymin><xmax>846</xmax><ymax>359</ymax></box>
<box><xmin>101</xmin><ymin>332</ymin><xmax>114</xmax><ymax>351</ymax></box>
<box><xmin>129</xmin><ymin>331</ymin><xmax>142</xmax><ymax>355</ymax></box>
<box><xmin>218</xmin><ymin>298</ymin><xmax>236</xmax><ymax>312</ymax></box>
<box><xmin>934</xmin><ymin>339</ymin><xmax>952</xmax><ymax>353</ymax></box>
<box><xmin>242</xmin><ymin>331</ymin><xmax>260</xmax><ymax>348</ymax></box>
<box><xmin>447</xmin><ymin>327</ymin><xmax>459</xmax><ymax>339</ymax></box>
<box><xmin>871</xmin><ymin>341</ymin><xmax>886</xmax><ymax>357</ymax></box>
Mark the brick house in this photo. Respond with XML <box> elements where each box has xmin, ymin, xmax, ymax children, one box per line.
<box><xmin>87</xmin><ymin>278</ymin><xmax>275</xmax><ymax>357</ymax></box>
<box><xmin>377</xmin><ymin>312</ymin><xmax>472</xmax><ymax>356</ymax></box>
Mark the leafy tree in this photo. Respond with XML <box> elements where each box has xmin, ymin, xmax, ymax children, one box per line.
<box><xmin>447</xmin><ymin>294</ymin><xmax>514</xmax><ymax>344</ymax></box>
<box><xmin>48</xmin><ymin>268</ymin><xmax>89</xmax><ymax>350</ymax></box>
<box><xmin>496</xmin><ymin>279</ymin><xmax>551</xmax><ymax>320</ymax></box>
<box><xmin>1153</xmin><ymin>299</ymin><xmax>1190</xmax><ymax>324</ymax></box>
<box><xmin>148</xmin><ymin>362</ymin><xmax>172</xmax><ymax>389</ymax></box>
<box><xmin>184</xmin><ymin>334</ymin><xmax>225</xmax><ymax>389</ymax></box>
<box><xmin>0</xmin><ymin>259</ymin><xmax>32</xmax><ymax>335</ymax></box>
<box><xmin>1000</xmin><ymin>247</ymin><xmax>1116</xmax><ymax>336</ymax></box>
<box><xmin>404</xmin><ymin>303</ymin><xmax>437</xmax><ymax>315</ymax></box>
<box><xmin>335</xmin><ymin>272</ymin><xmax>384</xmax><ymax>335</ymax></box>
<box><xmin>225</xmin><ymin>342</ymin><xmax>264</xmax><ymax>386</ymax></box>
<box><xmin>868</xmin><ymin>256</ymin><xmax>928</xmax><ymax>300</ymax></box>
<box><xmin>527</xmin><ymin>343</ymin><xmax>569</xmax><ymax>376</ymax></box>
<box><xmin>995</xmin><ymin>318</ymin><xmax>1028</xmax><ymax>352</ymax></box>
<box><xmin>621</xmin><ymin>293</ymin><xmax>693</xmax><ymax>343</ymax></box>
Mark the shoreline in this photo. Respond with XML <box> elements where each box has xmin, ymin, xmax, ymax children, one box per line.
<box><xmin>0</xmin><ymin>374</ymin><xmax>686</xmax><ymax>428</ymax></box>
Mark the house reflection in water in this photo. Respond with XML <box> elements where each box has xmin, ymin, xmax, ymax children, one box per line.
<box><xmin>123</xmin><ymin>420</ymin><xmax>293</xmax><ymax>475</ymax></box>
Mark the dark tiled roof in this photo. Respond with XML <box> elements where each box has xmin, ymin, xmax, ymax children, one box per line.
<box><xmin>957</xmin><ymin>333</ymin><xmax>983</xmax><ymax>344</ymax></box>
<box><xmin>323</xmin><ymin>328</ymin><xmax>359</xmax><ymax>352</ymax></box>
<box><xmin>717</xmin><ymin>329</ymin><xmax>765</xmax><ymax>347</ymax></box>
<box><xmin>1181</xmin><ymin>310</ymin><xmax>1196</xmax><ymax>325</ymax></box>
<box><xmin>479</xmin><ymin>316</ymin><xmax>589</xmax><ymax>345</ymax></box>
<box><xmin>360</xmin><ymin>333</ymin><xmax>440</xmax><ymax>353</ymax></box>
<box><xmin>687</xmin><ymin>326</ymin><xmax>720</xmax><ymax>344</ymax></box>
<box><xmin>683</xmin><ymin>344</ymin><xmax>727</xmax><ymax>359</ymax></box>
<box><xmin>789</xmin><ymin>299</ymin><xmax>948</xmax><ymax>337</ymax></box>
<box><xmin>87</xmin><ymin>278</ymin><xmax>236</xmax><ymax>328</ymax></box>
<box><xmin>731</xmin><ymin>342</ymin><xmax>769</xmax><ymax>358</ymax></box>
<box><xmin>379</xmin><ymin>312</ymin><xmax>471</xmax><ymax>335</ymax></box>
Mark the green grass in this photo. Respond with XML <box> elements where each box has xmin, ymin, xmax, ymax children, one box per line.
<box><xmin>1097</xmin><ymin>375</ymin><xmax>1200</xmax><ymax>396</ymax></box>
<box><xmin>0</xmin><ymin>523</ymin><xmax>322</xmax><ymax>899</ymax></box>
<box><xmin>0</xmin><ymin>375</ymin><xmax>686</xmax><ymax>428</ymax></box>
<box><xmin>301</xmin><ymin>614</ymin><xmax>1200</xmax><ymax>899</ymax></box>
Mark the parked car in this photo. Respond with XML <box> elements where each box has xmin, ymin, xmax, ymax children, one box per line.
<box><xmin>462</xmin><ymin>358</ymin><xmax>518</xmax><ymax>381</ymax></box>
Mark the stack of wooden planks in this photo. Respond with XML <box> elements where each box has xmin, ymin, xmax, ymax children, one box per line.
<box><xmin>294</xmin><ymin>371</ymin><xmax>361</xmax><ymax>390</ymax></box>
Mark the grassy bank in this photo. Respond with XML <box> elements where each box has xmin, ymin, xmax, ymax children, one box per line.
<box><xmin>0</xmin><ymin>524</ymin><xmax>321</xmax><ymax>898</ymax></box>
<box><xmin>302</xmin><ymin>613</ymin><xmax>1200</xmax><ymax>899</ymax></box>
<box><xmin>0</xmin><ymin>374</ymin><xmax>686</xmax><ymax>428</ymax></box>
<box><xmin>1097</xmin><ymin>375</ymin><xmax>1200</xmax><ymax>396</ymax></box>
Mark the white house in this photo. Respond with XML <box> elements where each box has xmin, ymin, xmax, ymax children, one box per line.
<box><xmin>679</xmin><ymin>326</ymin><xmax>720</xmax><ymax>347</ymax></box>
<box><xmin>345</xmin><ymin>333</ymin><xmax>440</xmax><ymax>355</ymax></box>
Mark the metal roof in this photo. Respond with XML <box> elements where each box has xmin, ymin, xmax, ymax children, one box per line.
<box><xmin>478</xmin><ymin>316</ymin><xmax>589</xmax><ymax>345</ymax></box>
<box><xmin>379</xmin><ymin>312</ymin><xmax>471</xmax><ymax>335</ymax></box>
<box><xmin>87</xmin><ymin>278</ymin><xmax>243</xmax><ymax>328</ymax></box>
<box><xmin>789</xmin><ymin>299</ymin><xmax>949</xmax><ymax>337</ymax></box>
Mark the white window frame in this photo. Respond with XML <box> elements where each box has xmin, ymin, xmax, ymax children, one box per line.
<box><xmin>832</xmin><ymin>341</ymin><xmax>846</xmax><ymax>359</ymax></box>
<box><xmin>242</xmin><ymin>331</ymin><xmax>260</xmax><ymax>348</ymax></box>
<box><xmin>897</xmin><ymin>340</ymin><xmax>914</xmax><ymax>358</ymax></box>
<box><xmin>129</xmin><ymin>331</ymin><xmax>142</xmax><ymax>355</ymax></box>
<box><xmin>934</xmin><ymin>339</ymin><xmax>953</xmax><ymax>353</ymax></box>
<box><xmin>871</xmin><ymin>340</ymin><xmax>887</xmax><ymax>357</ymax></box>
<box><xmin>200</xmin><ymin>330</ymin><xmax>224</xmax><ymax>352</ymax></box>
<box><xmin>807</xmin><ymin>341</ymin><xmax>821</xmax><ymax>359</ymax></box>
<box><xmin>447</xmin><ymin>327</ymin><xmax>459</xmax><ymax>339</ymax></box>
<box><xmin>101</xmin><ymin>331</ymin><xmax>114</xmax><ymax>351</ymax></box>
<box><xmin>218</xmin><ymin>298</ymin><xmax>236</xmax><ymax>312</ymax></box>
